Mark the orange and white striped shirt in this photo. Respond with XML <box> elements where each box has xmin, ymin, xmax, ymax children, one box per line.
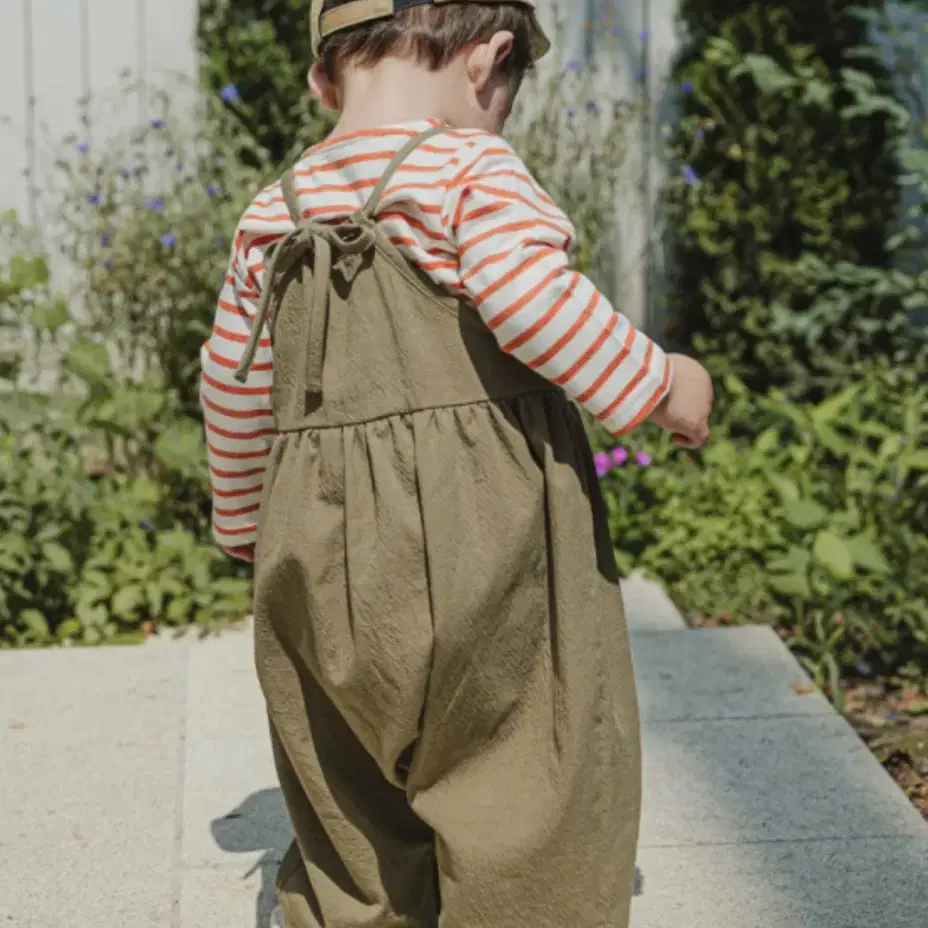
<box><xmin>201</xmin><ymin>119</ymin><xmax>672</xmax><ymax>551</ymax></box>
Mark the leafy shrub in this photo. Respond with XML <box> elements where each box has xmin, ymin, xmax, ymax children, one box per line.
<box><xmin>594</xmin><ymin>364</ymin><xmax>928</xmax><ymax>701</ymax></box>
<box><xmin>0</xmin><ymin>201</ymin><xmax>251</xmax><ymax>648</ymax></box>
<box><xmin>197</xmin><ymin>0</ymin><xmax>331</xmax><ymax>164</ymax></box>
<box><xmin>664</xmin><ymin>3</ymin><xmax>904</xmax><ymax>394</ymax></box>
<box><xmin>509</xmin><ymin>57</ymin><xmax>640</xmax><ymax>279</ymax></box>
<box><xmin>46</xmin><ymin>82</ymin><xmax>271</xmax><ymax>416</ymax></box>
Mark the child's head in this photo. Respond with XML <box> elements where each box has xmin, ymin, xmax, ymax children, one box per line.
<box><xmin>308</xmin><ymin>0</ymin><xmax>549</xmax><ymax>134</ymax></box>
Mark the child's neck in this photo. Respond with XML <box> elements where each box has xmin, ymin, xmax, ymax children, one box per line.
<box><xmin>332</xmin><ymin>59</ymin><xmax>459</xmax><ymax>135</ymax></box>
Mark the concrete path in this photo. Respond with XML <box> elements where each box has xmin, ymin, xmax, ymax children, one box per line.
<box><xmin>1</xmin><ymin>574</ymin><xmax>925</xmax><ymax>928</ymax></box>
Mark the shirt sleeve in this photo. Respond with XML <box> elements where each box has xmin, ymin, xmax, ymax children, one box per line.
<box><xmin>444</xmin><ymin>137</ymin><xmax>672</xmax><ymax>435</ymax></box>
<box><xmin>199</xmin><ymin>233</ymin><xmax>277</xmax><ymax>554</ymax></box>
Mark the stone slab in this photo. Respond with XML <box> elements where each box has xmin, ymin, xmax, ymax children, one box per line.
<box><xmin>631</xmin><ymin>836</ymin><xmax>928</xmax><ymax>928</ymax></box>
<box><xmin>0</xmin><ymin>643</ymin><xmax>187</xmax><ymax>745</ymax></box>
<box><xmin>0</xmin><ymin>738</ymin><xmax>180</xmax><ymax>928</ymax></box>
<box><xmin>182</xmin><ymin>735</ymin><xmax>289</xmax><ymax>872</ymax></box>
<box><xmin>639</xmin><ymin>714</ymin><xmax>927</xmax><ymax>848</ymax></box>
<box><xmin>632</xmin><ymin>626</ymin><xmax>833</xmax><ymax>722</ymax></box>
<box><xmin>621</xmin><ymin>572</ymin><xmax>686</xmax><ymax>631</ymax></box>
<box><xmin>179</xmin><ymin>863</ymin><xmax>280</xmax><ymax>928</ymax></box>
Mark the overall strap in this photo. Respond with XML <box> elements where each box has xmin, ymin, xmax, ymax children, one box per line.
<box><xmin>362</xmin><ymin>125</ymin><xmax>448</xmax><ymax>219</ymax></box>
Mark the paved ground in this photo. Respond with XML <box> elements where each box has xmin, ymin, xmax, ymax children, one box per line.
<box><xmin>1</xmin><ymin>574</ymin><xmax>926</xmax><ymax>928</ymax></box>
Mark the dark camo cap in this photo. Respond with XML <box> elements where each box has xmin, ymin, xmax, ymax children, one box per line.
<box><xmin>310</xmin><ymin>0</ymin><xmax>550</xmax><ymax>62</ymax></box>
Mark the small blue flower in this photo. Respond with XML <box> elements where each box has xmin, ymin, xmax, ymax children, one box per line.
<box><xmin>635</xmin><ymin>69</ymin><xmax>646</xmax><ymax>82</ymax></box>
<box><xmin>564</xmin><ymin>108</ymin><xmax>576</xmax><ymax>120</ymax></box>
<box><xmin>149</xmin><ymin>117</ymin><xmax>165</xmax><ymax>129</ymax></box>
<box><xmin>220</xmin><ymin>84</ymin><xmax>240</xmax><ymax>103</ymax></box>
<box><xmin>139</xmin><ymin>519</ymin><xmax>153</xmax><ymax>531</ymax></box>
<box><xmin>214</xmin><ymin>235</ymin><xmax>225</xmax><ymax>249</ymax></box>
<box><xmin>160</xmin><ymin>232</ymin><xmax>177</xmax><ymax>248</ymax></box>
<box><xmin>100</xmin><ymin>232</ymin><xmax>111</xmax><ymax>246</ymax></box>
<box><xmin>88</xmin><ymin>192</ymin><xmax>101</xmax><ymax>205</ymax></box>
<box><xmin>176</xmin><ymin>161</ymin><xmax>185</xmax><ymax>172</ymax></box>
<box><xmin>75</xmin><ymin>140</ymin><xmax>90</xmax><ymax>154</ymax></box>
<box><xmin>682</xmin><ymin>81</ymin><xmax>694</xmax><ymax>93</ymax></box>
<box><xmin>146</xmin><ymin>197</ymin><xmax>165</xmax><ymax>211</ymax></box>
<box><xmin>639</xmin><ymin>30</ymin><xmax>649</xmax><ymax>42</ymax></box>
<box><xmin>206</xmin><ymin>184</ymin><xmax>221</xmax><ymax>197</ymax></box>
<box><xmin>682</xmin><ymin>164</ymin><xmax>699</xmax><ymax>185</ymax></box>
<box><xmin>566</xmin><ymin>58</ymin><xmax>583</xmax><ymax>72</ymax></box>
<box><xmin>585</xmin><ymin>100</ymin><xmax>600</xmax><ymax>113</ymax></box>
<box><xmin>121</xmin><ymin>167</ymin><xmax>132</xmax><ymax>179</ymax></box>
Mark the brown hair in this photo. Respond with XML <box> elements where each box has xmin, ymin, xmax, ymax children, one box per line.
<box><xmin>319</xmin><ymin>1</ymin><xmax>535</xmax><ymax>80</ymax></box>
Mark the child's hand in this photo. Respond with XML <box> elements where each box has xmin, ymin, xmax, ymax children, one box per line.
<box><xmin>649</xmin><ymin>354</ymin><xmax>713</xmax><ymax>449</ymax></box>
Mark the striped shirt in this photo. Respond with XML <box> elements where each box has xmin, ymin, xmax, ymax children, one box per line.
<box><xmin>201</xmin><ymin>119</ymin><xmax>672</xmax><ymax>552</ymax></box>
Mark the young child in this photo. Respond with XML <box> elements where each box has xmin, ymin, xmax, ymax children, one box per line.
<box><xmin>200</xmin><ymin>2</ymin><xmax>713</xmax><ymax>926</ymax></box>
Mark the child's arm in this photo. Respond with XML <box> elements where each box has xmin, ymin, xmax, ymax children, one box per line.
<box><xmin>199</xmin><ymin>233</ymin><xmax>277</xmax><ymax>560</ymax></box>
<box><xmin>447</xmin><ymin>138</ymin><xmax>672</xmax><ymax>436</ymax></box>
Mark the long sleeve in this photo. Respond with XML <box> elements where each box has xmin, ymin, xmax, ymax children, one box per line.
<box><xmin>199</xmin><ymin>235</ymin><xmax>277</xmax><ymax>553</ymax></box>
<box><xmin>445</xmin><ymin>140</ymin><xmax>672</xmax><ymax>435</ymax></box>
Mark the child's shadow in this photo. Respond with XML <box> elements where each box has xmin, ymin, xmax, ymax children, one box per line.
<box><xmin>211</xmin><ymin>788</ymin><xmax>292</xmax><ymax>928</ymax></box>
<box><xmin>212</xmin><ymin>788</ymin><xmax>644</xmax><ymax>926</ymax></box>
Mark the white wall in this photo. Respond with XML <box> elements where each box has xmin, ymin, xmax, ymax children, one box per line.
<box><xmin>0</xmin><ymin>0</ymin><xmax>198</xmax><ymax>224</ymax></box>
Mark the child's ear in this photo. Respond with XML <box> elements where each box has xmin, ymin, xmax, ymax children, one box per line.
<box><xmin>465</xmin><ymin>30</ymin><xmax>514</xmax><ymax>92</ymax></box>
<box><xmin>308</xmin><ymin>61</ymin><xmax>339</xmax><ymax>110</ymax></box>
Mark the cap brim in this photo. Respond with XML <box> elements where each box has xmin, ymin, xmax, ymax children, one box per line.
<box><xmin>528</xmin><ymin>13</ymin><xmax>550</xmax><ymax>61</ymax></box>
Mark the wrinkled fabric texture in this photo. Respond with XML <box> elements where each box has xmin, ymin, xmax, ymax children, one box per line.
<box><xmin>251</xmin><ymin>129</ymin><xmax>642</xmax><ymax>928</ymax></box>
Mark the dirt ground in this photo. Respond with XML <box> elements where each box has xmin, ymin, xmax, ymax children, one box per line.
<box><xmin>842</xmin><ymin>680</ymin><xmax>928</xmax><ymax>822</ymax></box>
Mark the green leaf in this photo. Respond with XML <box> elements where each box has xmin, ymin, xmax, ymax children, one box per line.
<box><xmin>768</xmin><ymin>474</ymin><xmax>800</xmax><ymax>503</ymax></box>
<box><xmin>56</xmin><ymin>618</ymin><xmax>82</xmax><ymax>641</ymax></box>
<box><xmin>30</xmin><ymin>297</ymin><xmax>70</xmax><ymax>333</ymax></box>
<box><xmin>111</xmin><ymin>584</ymin><xmax>145</xmax><ymax>620</ymax></box>
<box><xmin>813</xmin><ymin>532</ymin><xmax>854</xmax><ymax>580</ymax></box>
<box><xmin>40</xmin><ymin>542</ymin><xmax>74</xmax><ymax>574</ymax></box>
<box><xmin>845</xmin><ymin>535</ymin><xmax>890</xmax><ymax>574</ymax></box>
<box><xmin>63</xmin><ymin>339</ymin><xmax>111</xmax><ymax>387</ymax></box>
<box><xmin>783</xmin><ymin>499</ymin><xmax>829</xmax><ymax>530</ymax></box>
<box><xmin>20</xmin><ymin>609</ymin><xmax>49</xmax><ymax>638</ymax></box>
<box><xmin>767</xmin><ymin>572</ymin><xmax>811</xmax><ymax>598</ymax></box>
<box><xmin>767</xmin><ymin>546</ymin><xmax>812</xmax><ymax>574</ymax></box>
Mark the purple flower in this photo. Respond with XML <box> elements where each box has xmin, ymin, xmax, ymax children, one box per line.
<box><xmin>121</xmin><ymin>167</ymin><xmax>132</xmax><ymax>179</ymax></box>
<box><xmin>682</xmin><ymin>81</ymin><xmax>694</xmax><ymax>93</ymax></box>
<box><xmin>585</xmin><ymin>100</ymin><xmax>600</xmax><ymax>113</ymax></box>
<box><xmin>206</xmin><ymin>184</ymin><xmax>221</xmax><ymax>197</ymax></box>
<box><xmin>635</xmin><ymin>69</ymin><xmax>646</xmax><ymax>83</ymax></box>
<box><xmin>594</xmin><ymin>452</ymin><xmax>612</xmax><ymax>477</ymax></box>
<box><xmin>146</xmin><ymin>197</ymin><xmax>165</xmax><ymax>211</ymax></box>
<box><xmin>75</xmin><ymin>140</ymin><xmax>90</xmax><ymax>154</ymax></box>
<box><xmin>635</xmin><ymin>450</ymin><xmax>652</xmax><ymax>468</ymax></box>
<box><xmin>682</xmin><ymin>164</ymin><xmax>699</xmax><ymax>185</ymax></box>
<box><xmin>566</xmin><ymin>58</ymin><xmax>583</xmax><ymax>72</ymax></box>
<box><xmin>611</xmin><ymin>446</ymin><xmax>629</xmax><ymax>466</ymax></box>
<box><xmin>87</xmin><ymin>192</ymin><xmax>101</xmax><ymax>205</ymax></box>
<box><xmin>564</xmin><ymin>108</ymin><xmax>576</xmax><ymax>120</ymax></box>
<box><xmin>149</xmin><ymin>118</ymin><xmax>165</xmax><ymax>129</ymax></box>
<box><xmin>160</xmin><ymin>232</ymin><xmax>177</xmax><ymax>248</ymax></box>
<box><xmin>220</xmin><ymin>84</ymin><xmax>240</xmax><ymax>104</ymax></box>
<box><xmin>100</xmin><ymin>232</ymin><xmax>111</xmax><ymax>246</ymax></box>
<box><xmin>639</xmin><ymin>30</ymin><xmax>649</xmax><ymax>42</ymax></box>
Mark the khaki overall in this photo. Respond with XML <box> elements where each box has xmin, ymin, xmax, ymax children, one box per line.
<box><xmin>237</xmin><ymin>128</ymin><xmax>642</xmax><ymax>928</ymax></box>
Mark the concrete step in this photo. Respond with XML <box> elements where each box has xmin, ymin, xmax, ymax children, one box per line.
<box><xmin>1</xmin><ymin>578</ymin><xmax>925</xmax><ymax>927</ymax></box>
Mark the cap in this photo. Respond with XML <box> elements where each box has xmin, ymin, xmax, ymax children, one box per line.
<box><xmin>310</xmin><ymin>0</ymin><xmax>550</xmax><ymax>62</ymax></box>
